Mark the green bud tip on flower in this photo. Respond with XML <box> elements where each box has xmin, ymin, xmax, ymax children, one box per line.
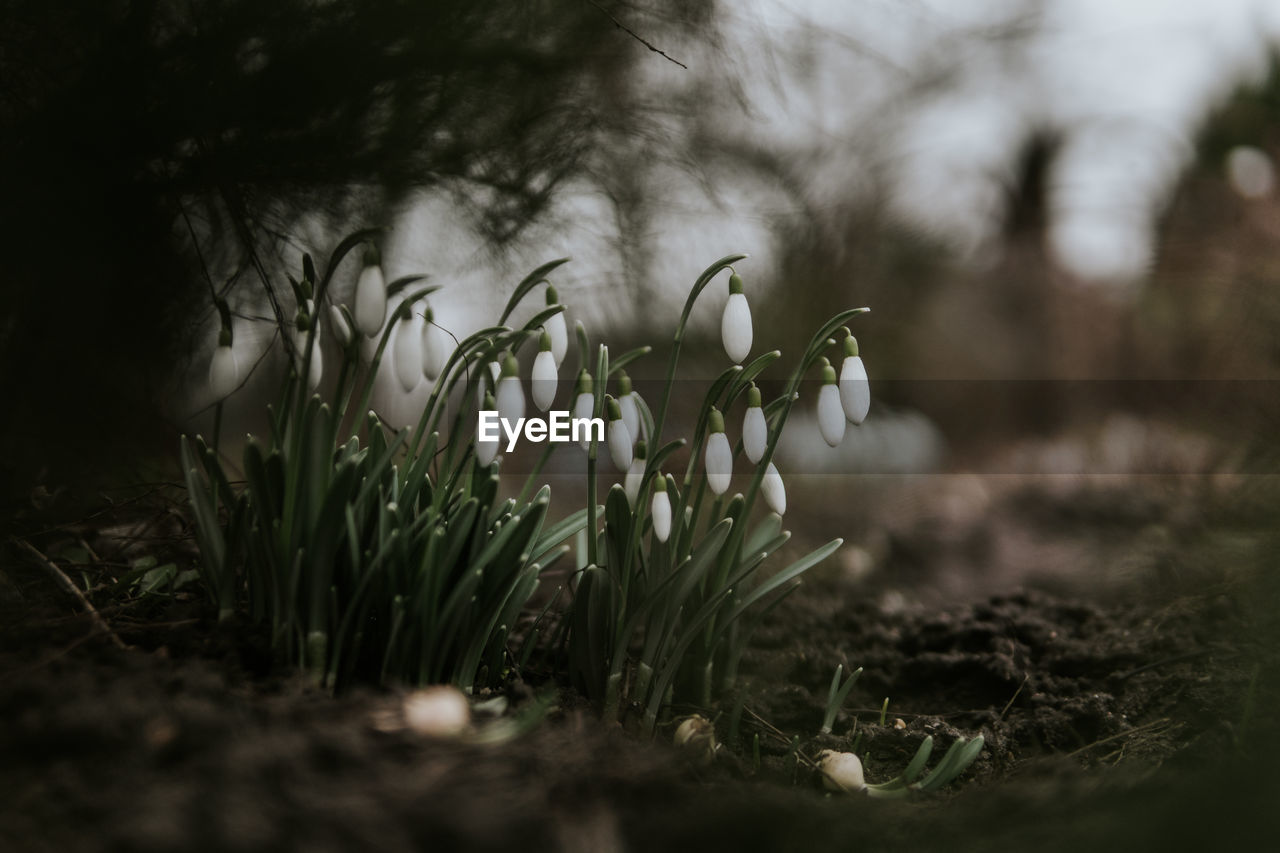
<box><xmin>709</xmin><ymin>407</ymin><xmax>726</xmax><ymax>434</ymax></box>
<box><xmin>539</xmin><ymin>329</ymin><xmax>553</xmax><ymax>352</ymax></box>
<box><xmin>606</xmin><ymin>396</ymin><xmax>622</xmax><ymax>421</ymax></box>
<box><xmin>500</xmin><ymin>353</ymin><xmax>519</xmax><ymax>378</ymax></box>
<box><xmin>363</xmin><ymin>245</ymin><xmax>381</xmax><ymax>266</ymax></box>
<box><xmin>575</xmin><ymin>369</ymin><xmax>593</xmax><ymax>395</ymax></box>
<box><xmin>635</xmin><ymin>439</ymin><xmax>648</xmax><ymax>460</ymax></box>
<box><xmin>617</xmin><ymin>370</ymin><xmax>632</xmax><ymax>395</ymax></box>
<box><xmin>747</xmin><ymin>384</ymin><xmax>762</xmax><ymax>408</ymax></box>
<box><xmin>298</xmin><ymin>277</ymin><xmax>313</xmax><ymax>301</ymax></box>
<box><xmin>483</xmin><ymin>390</ymin><xmax>496</xmax><ymax>409</ymax></box>
<box><xmin>653</xmin><ymin>475</ymin><xmax>667</xmax><ymax>493</ymax></box>
<box><xmin>545</xmin><ymin>284</ymin><xmax>558</xmax><ymax>304</ymax></box>
<box><xmin>821</xmin><ymin>362</ymin><xmax>837</xmax><ymax>384</ymax></box>
<box><xmin>844</xmin><ymin>335</ymin><xmax>859</xmax><ymax>358</ymax></box>
<box><xmin>424</xmin><ymin>305</ymin><xmax>434</xmax><ymax>323</ymax></box>
<box><xmin>728</xmin><ymin>272</ymin><xmax>744</xmax><ymax>295</ymax></box>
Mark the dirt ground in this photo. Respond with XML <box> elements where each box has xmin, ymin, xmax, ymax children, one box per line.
<box><xmin>3</xmin><ymin>430</ymin><xmax>1279</xmax><ymax>852</ymax></box>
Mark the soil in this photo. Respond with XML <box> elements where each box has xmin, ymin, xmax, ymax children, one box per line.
<box><xmin>3</xmin><ymin>442</ymin><xmax>1280</xmax><ymax>853</ymax></box>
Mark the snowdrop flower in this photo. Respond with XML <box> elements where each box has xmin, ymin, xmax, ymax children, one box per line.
<box><xmin>544</xmin><ymin>284</ymin><xmax>568</xmax><ymax>365</ymax></box>
<box><xmin>817</xmin><ymin>359</ymin><xmax>845</xmax><ymax>447</ymax></box>
<box><xmin>816</xmin><ymin>750</ymin><xmax>866</xmax><ymax>794</ymax></box>
<box><xmin>531</xmin><ymin>329</ymin><xmax>558</xmax><ymax>411</ymax></box>
<box><xmin>839</xmin><ymin>335</ymin><xmax>870</xmax><ymax>425</ymax></box>
<box><xmin>327</xmin><ymin>303</ymin><xmax>354</xmax><ymax>349</ymax></box>
<box><xmin>353</xmin><ymin>246</ymin><xmax>387</xmax><ymax>338</ymax></box>
<box><xmin>476</xmin><ymin>390</ymin><xmax>499</xmax><ymax>467</ymax></box>
<box><xmin>624</xmin><ymin>440</ymin><xmax>647</xmax><ymax>506</ymax></box>
<box><xmin>403</xmin><ymin>686</ymin><xmax>471</xmax><ymax>738</ymax></box>
<box><xmin>574</xmin><ymin>370</ymin><xmax>595</xmax><ymax>450</ymax></box>
<box><xmin>761</xmin><ymin>461</ymin><xmax>786</xmax><ymax>515</ymax></box>
<box><xmin>420</xmin><ymin>304</ymin><xmax>451</xmax><ymax>382</ymax></box>
<box><xmin>650</xmin><ymin>474</ymin><xmax>671</xmax><ymax>542</ymax></box>
<box><xmin>705</xmin><ymin>407</ymin><xmax>733</xmax><ymax>495</ymax></box>
<box><xmin>605</xmin><ymin>396</ymin><xmax>633</xmax><ymax>471</ymax></box>
<box><xmin>742</xmin><ymin>383</ymin><xmax>768</xmax><ymax>464</ymax></box>
<box><xmin>392</xmin><ymin>302</ymin><xmax>425</xmax><ymax>393</ymax></box>
<box><xmin>674</xmin><ymin>714</ymin><xmax>717</xmax><ymax>766</ymax></box>
<box><xmin>294</xmin><ymin>301</ymin><xmax>323</xmax><ymax>391</ymax></box>
<box><xmin>616</xmin><ymin>370</ymin><xmax>642</xmax><ymax>444</ymax></box>
<box><xmin>721</xmin><ymin>271</ymin><xmax>752</xmax><ymax>364</ymax></box>
<box><xmin>495</xmin><ymin>353</ymin><xmax>525</xmax><ymax>425</ymax></box>
<box><xmin>208</xmin><ymin>317</ymin><xmax>239</xmax><ymax>400</ymax></box>
<box><xmin>477</xmin><ymin>359</ymin><xmax>500</xmax><ymax>410</ymax></box>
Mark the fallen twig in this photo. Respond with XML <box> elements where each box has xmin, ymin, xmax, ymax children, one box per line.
<box><xmin>13</xmin><ymin>538</ymin><xmax>129</xmax><ymax>650</ymax></box>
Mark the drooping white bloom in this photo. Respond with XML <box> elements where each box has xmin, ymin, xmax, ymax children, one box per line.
<box><xmin>650</xmin><ymin>475</ymin><xmax>672</xmax><ymax>542</ymax></box>
<box><xmin>328</xmin><ymin>304</ymin><xmax>354</xmax><ymax>349</ymax></box>
<box><xmin>293</xmin><ymin>327</ymin><xmax>323</xmax><ymax>392</ymax></box>
<box><xmin>476</xmin><ymin>390</ymin><xmax>499</xmax><ymax>467</ymax></box>
<box><xmin>817</xmin><ymin>750</ymin><xmax>866</xmax><ymax>793</ymax></box>
<box><xmin>420</xmin><ymin>305</ymin><xmax>451</xmax><ymax>382</ymax></box>
<box><xmin>616</xmin><ymin>370</ymin><xmax>641</xmax><ymax>444</ymax></box>
<box><xmin>624</xmin><ymin>440</ymin><xmax>648</xmax><ymax>506</ymax></box>
<box><xmin>403</xmin><ymin>686</ymin><xmax>471</xmax><ymax>738</ymax></box>
<box><xmin>839</xmin><ymin>336</ymin><xmax>871</xmax><ymax>425</ymax></box>
<box><xmin>606</xmin><ymin>397</ymin><xmax>633</xmax><ymax>471</ymax></box>
<box><xmin>574</xmin><ymin>370</ymin><xmax>595</xmax><ymax>450</ymax></box>
<box><xmin>209</xmin><ymin>343</ymin><xmax>239</xmax><ymax>400</ymax></box>
<box><xmin>392</xmin><ymin>303</ymin><xmax>424</xmax><ymax>393</ymax></box>
<box><xmin>720</xmin><ymin>272</ymin><xmax>752</xmax><ymax>364</ymax></box>
<box><xmin>704</xmin><ymin>408</ymin><xmax>733</xmax><ymax>495</ymax></box>
<box><xmin>353</xmin><ymin>247</ymin><xmax>387</xmax><ymax>338</ymax></box>
<box><xmin>742</xmin><ymin>384</ymin><xmax>768</xmax><ymax>464</ymax></box>
<box><xmin>817</xmin><ymin>360</ymin><xmax>845</xmax><ymax>447</ymax></box>
<box><xmin>495</xmin><ymin>354</ymin><xmax>525</xmax><ymax>425</ymax></box>
<box><xmin>531</xmin><ymin>330</ymin><xmax>558</xmax><ymax>411</ymax></box>
<box><xmin>761</xmin><ymin>462</ymin><xmax>786</xmax><ymax>515</ymax></box>
<box><xmin>544</xmin><ymin>285</ymin><xmax>568</xmax><ymax>365</ymax></box>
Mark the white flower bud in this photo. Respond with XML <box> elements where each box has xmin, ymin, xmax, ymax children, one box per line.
<box><xmin>403</xmin><ymin>686</ymin><xmax>471</xmax><ymax>738</ymax></box>
<box><xmin>353</xmin><ymin>248</ymin><xmax>387</xmax><ymax>338</ymax></box>
<box><xmin>544</xmin><ymin>285</ymin><xmax>569</xmax><ymax>365</ymax></box>
<box><xmin>839</xmin><ymin>337</ymin><xmax>870</xmax><ymax>425</ymax></box>
<box><xmin>606</xmin><ymin>397</ymin><xmax>633</xmax><ymax>471</ymax></box>
<box><xmin>651</xmin><ymin>475</ymin><xmax>671</xmax><ymax>542</ymax></box>
<box><xmin>625</xmin><ymin>459</ymin><xmax>645</xmax><ymax>506</ymax></box>
<box><xmin>616</xmin><ymin>371</ymin><xmax>641</xmax><ymax>444</ymax></box>
<box><xmin>574</xmin><ymin>370</ymin><xmax>596</xmax><ymax>450</ymax></box>
<box><xmin>420</xmin><ymin>305</ymin><xmax>451</xmax><ymax>382</ymax></box>
<box><xmin>328</xmin><ymin>304</ymin><xmax>354</xmax><ymax>349</ymax></box>
<box><xmin>495</xmin><ymin>355</ymin><xmax>524</xmax><ymax>425</ymax></box>
<box><xmin>392</xmin><ymin>305</ymin><xmax>424</xmax><ymax>393</ymax></box>
<box><xmin>294</xmin><ymin>328</ymin><xmax>323</xmax><ymax>392</ymax></box>
<box><xmin>674</xmin><ymin>714</ymin><xmax>717</xmax><ymax>766</ymax></box>
<box><xmin>761</xmin><ymin>462</ymin><xmax>786</xmax><ymax>515</ymax></box>
<box><xmin>721</xmin><ymin>273</ymin><xmax>753</xmax><ymax>364</ymax></box>
<box><xmin>817</xmin><ymin>749</ymin><xmax>866</xmax><ymax>793</ymax></box>
<box><xmin>704</xmin><ymin>408</ymin><xmax>733</xmax><ymax>495</ymax></box>
<box><xmin>742</xmin><ymin>385</ymin><xmax>767</xmax><ymax>464</ymax></box>
<box><xmin>209</xmin><ymin>343</ymin><xmax>239</xmax><ymax>400</ymax></box>
<box><xmin>817</xmin><ymin>362</ymin><xmax>845</xmax><ymax>447</ymax></box>
<box><xmin>531</xmin><ymin>331</ymin><xmax>558</xmax><ymax>411</ymax></box>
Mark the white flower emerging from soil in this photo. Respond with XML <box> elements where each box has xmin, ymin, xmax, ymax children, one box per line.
<box><xmin>705</xmin><ymin>407</ymin><xmax>733</xmax><ymax>495</ymax></box>
<box><xmin>392</xmin><ymin>303</ymin><xmax>425</xmax><ymax>393</ymax></box>
<box><xmin>544</xmin><ymin>285</ymin><xmax>568</xmax><ymax>365</ymax></box>
<box><xmin>420</xmin><ymin>304</ymin><xmax>451</xmax><ymax>382</ymax></box>
<box><xmin>574</xmin><ymin>370</ymin><xmax>595</xmax><ymax>450</ymax></box>
<box><xmin>495</xmin><ymin>354</ymin><xmax>525</xmax><ymax>425</ymax></box>
<box><xmin>531</xmin><ymin>330</ymin><xmax>558</xmax><ymax>411</ymax></box>
<box><xmin>605</xmin><ymin>396</ymin><xmax>633</xmax><ymax>471</ymax></box>
<box><xmin>742</xmin><ymin>383</ymin><xmax>768</xmax><ymax>464</ymax></box>
<box><xmin>650</xmin><ymin>474</ymin><xmax>671</xmax><ymax>542</ymax></box>
<box><xmin>616</xmin><ymin>371</ymin><xmax>642</xmax><ymax>444</ymax></box>
<box><xmin>817</xmin><ymin>749</ymin><xmax>866</xmax><ymax>793</ymax></box>
<box><xmin>209</xmin><ymin>323</ymin><xmax>239</xmax><ymax>400</ymax></box>
<box><xmin>721</xmin><ymin>272</ymin><xmax>753</xmax><ymax>364</ymax></box>
<box><xmin>353</xmin><ymin>246</ymin><xmax>387</xmax><ymax>338</ymax></box>
<box><xmin>839</xmin><ymin>336</ymin><xmax>870</xmax><ymax>425</ymax></box>
<box><xmin>817</xmin><ymin>359</ymin><xmax>845</xmax><ymax>447</ymax></box>
<box><xmin>625</xmin><ymin>440</ymin><xmax>648</xmax><ymax>506</ymax></box>
<box><xmin>403</xmin><ymin>686</ymin><xmax>471</xmax><ymax>738</ymax></box>
<box><xmin>673</xmin><ymin>714</ymin><xmax>717</xmax><ymax>766</ymax></box>
<box><xmin>476</xmin><ymin>390</ymin><xmax>499</xmax><ymax>467</ymax></box>
<box><xmin>328</xmin><ymin>303</ymin><xmax>354</xmax><ymax>349</ymax></box>
<box><xmin>761</xmin><ymin>461</ymin><xmax>786</xmax><ymax>515</ymax></box>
